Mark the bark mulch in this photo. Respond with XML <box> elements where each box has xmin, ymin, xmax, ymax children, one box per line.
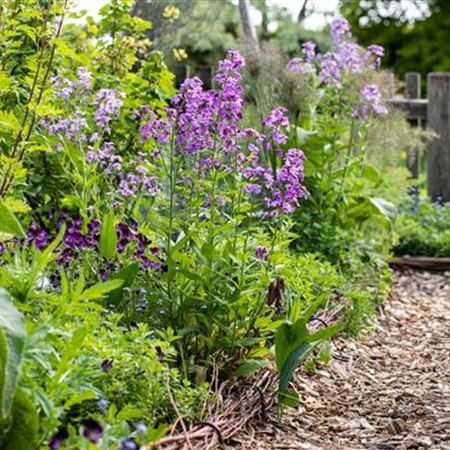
<box><xmin>231</xmin><ymin>271</ymin><xmax>450</xmax><ymax>450</ymax></box>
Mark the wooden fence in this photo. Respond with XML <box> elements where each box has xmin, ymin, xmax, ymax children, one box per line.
<box><xmin>390</xmin><ymin>72</ymin><xmax>450</xmax><ymax>201</ymax></box>
<box><xmin>175</xmin><ymin>66</ymin><xmax>450</xmax><ymax>202</ymax></box>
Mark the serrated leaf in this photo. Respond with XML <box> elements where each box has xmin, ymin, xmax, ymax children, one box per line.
<box><xmin>0</xmin><ymin>110</ymin><xmax>20</xmax><ymax>132</ymax></box>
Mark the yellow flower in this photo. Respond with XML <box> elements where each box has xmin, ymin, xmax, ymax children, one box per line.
<box><xmin>173</xmin><ymin>48</ymin><xmax>188</xmax><ymax>61</ymax></box>
<box><xmin>163</xmin><ymin>5</ymin><xmax>181</xmax><ymax>22</ymax></box>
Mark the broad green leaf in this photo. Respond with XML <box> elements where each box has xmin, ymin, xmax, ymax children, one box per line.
<box><xmin>99</xmin><ymin>214</ymin><xmax>118</xmax><ymax>261</ymax></box>
<box><xmin>274</xmin><ymin>319</ymin><xmax>308</xmax><ymax>370</ymax></box>
<box><xmin>278</xmin><ymin>342</ymin><xmax>313</xmax><ymax>394</ymax></box>
<box><xmin>107</xmin><ymin>263</ymin><xmax>140</xmax><ymax>306</ymax></box>
<box><xmin>1</xmin><ymin>388</ymin><xmax>38</xmax><ymax>450</ymax></box>
<box><xmin>0</xmin><ymin>201</ymin><xmax>25</xmax><ymax>238</ymax></box>
<box><xmin>79</xmin><ymin>279</ymin><xmax>124</xmax><ymax>301</ymax></box>
<box><xmin>369</xmin><ymin>197</ymin><xmax>397</xmax><ymax>224</ymax></box>
<box><xmin>0</xmin><ymin>289</ymin><xmax>26</xmax><ymax>420</ymax></box>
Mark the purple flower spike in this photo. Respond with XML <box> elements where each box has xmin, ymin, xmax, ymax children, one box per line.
<box><xmin>81</xmin><ymin>419</ymin><xmax>103</xmax><ymax>444</ymax></box>
<box><xmin>330</xmin><ymin>17</ymin><xmax>350</xmax><ymax>44</ymax></box>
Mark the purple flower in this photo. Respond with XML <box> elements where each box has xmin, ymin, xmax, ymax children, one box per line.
<box><xmin>81</xmin><ymin>419</ymin><xmax>103</xmax><ymax>444</ymax></box>
<box><xmin>245</xmin><ymin>183</ymin><xmax>262</xmax><ymax>195</ymax></box>
<box><xmin>254</xmin><ymin>245</ymin><xmax>270</xmax><ymax>261</ymax></box>
<box><xmin>216</xmin><ymin>196</ymin><xmax>226</xmax><ymax>206</ymax></box>
<box><xmin>101</xmin><ymin>359</ymin><xmax>113</xmax><ymax>373</ymax></box>
<box><xmin>360</xmin><ymin>84</ymin><xmax>387</xmax><ymax>117</ymax></box>
<box><xmin>49</xmin><ymin>428</ymin><xmax>69</xmax><ymax>450</ymax></box>
<box><xmin>119</xmin><ymin>440</ymin><xmax>139</xmax><ymax>450</ymax></box>
<box><xmin>93</xmin><ymin>89</ymin><xmax>124</xmax><ymax>133</ymax></box>
<box><xmin>287</xmin><ymin>58</ymin><xmax>315</xmax><ymax>74</ymax></box>
<box><xmin>366</xmin><ymin>44</ymin><xmax>384</xmax><ymax>68</ymax></box>
<box><xmin>155</xmin><ymin>345</ymin><xmax>165</xmax><ymax>362</ymax></box>
<box><xmin>319</xmin><ymin>55</ymin><xmax>341</xmax><ymax>87</ymax></box>
<box><xmin>302</xmin><ymin>41</ymin><xmax>316</xmax><ymax>63</ymax></box>
<box><xmin>330</xmin><ymin>17</ymin><xmax>350</xmax><ymax>44</ymax></box>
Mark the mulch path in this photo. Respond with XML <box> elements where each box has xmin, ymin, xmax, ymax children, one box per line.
<box><xmin>231</xmin><ymin>271</ymin><xmax>450</xmax><ymax>450</ymax></box>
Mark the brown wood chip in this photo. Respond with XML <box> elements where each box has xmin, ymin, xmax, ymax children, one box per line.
<box><xmin>234</xmin><ymin>271</ymin><xmax>450</xmax><ymax>450</ymax></box>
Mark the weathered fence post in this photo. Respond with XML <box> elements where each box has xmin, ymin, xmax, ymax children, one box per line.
<box><xmin>427</xmin><ymin>73</ymin><xmax>450</xmax><ymax>201</ymax></box>
<box><xmin>405</xmin><ymin>72</ymin><xmax>421</xmax><ymax>178</ymax></box>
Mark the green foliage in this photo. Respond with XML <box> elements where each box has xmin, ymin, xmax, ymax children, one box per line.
<box><xmin>99</xmin><ymin>213</ymin><xmax>118</xmax><ymax>261</ymax></box>
<box><xmin>0</xmin><ymin>201</ymin><xmax>25</xmax><ymax>238</ymax></box>
<box><xmin>275</xmin><ymin>313</ymin><xmax>340</xmax><ymax>414</ymax></box>
<box><xmin>1</xmin><ymin>389</ymin><xmax>39</xmax><ymax>450</ymax></box>
<box><xmin>0</xmin><ymin>289</ymin><xmax>26</xmax><ymax>421</ymax></box>
<box><xmin>341</xmin><ymin>0</ymin><xmax>450</xmax><ymax>81</ymax></box>
<box><xmin>394</xmin><ymin>194</ymin><xmax>450</xmax><ymax>256</ymax></box>
<box><xmin>0</xmin><ymin>0</ymin><xmax>406</xmax><ymax>444</ymax></box>
<box><xmin>0</xmin><ymin>289</ymin><xmax>38</xmax><ymax>450</ymax></box>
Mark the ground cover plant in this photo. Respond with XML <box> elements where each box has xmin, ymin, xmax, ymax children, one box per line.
<box><xmin>394</xmin><ymin>189</ymin><xmax>450</xmax><ymax>257</ymax></box>
<box><xmin>0</xmin><ymin>1</ymin><xmax>406</xmax><ymax>448</ymax></box>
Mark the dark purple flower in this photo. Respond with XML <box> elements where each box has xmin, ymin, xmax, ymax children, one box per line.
<box><xmin>155</xmin><ymin>345</ymin><xmax>165</xmax><ymax>362</ymax></box>
<box><xmin>49</xmin><ymin>428</ymin><xmax>68</xmax><ymax>450</ymax></box>
<box><xmin>101</xmin><ymin>359</ymin><xmax>113</xmax><ymax>373</ymax></box>
<box><xmin>81</xmin><ymin>419</ymin><xmax>103</xmax><ymax>444</ymax></box>
<box><xmin>254</xmin><ymin>245</ymin><xmax>270</xmax><ymax>261</ymax></box>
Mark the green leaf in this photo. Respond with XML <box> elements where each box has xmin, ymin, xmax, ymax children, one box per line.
<box><xmin>278</xmin><ymin>342</ymin><xmax>313</xmax><ymax>395</ymax></box>
<box><xmin>369</xmin><ymin>197</ymin><xmax>397</xmax><ymax>224</ymax></box>
<box><xmin>0</xmin><ymin>201</ymin><xmax>25</xmax><ymax>238</ymax></box>
<box><xmin>279</xmin><ymin>388</ymin><xmax>299</xmax><ymax>407</ymax></box>
<box><xmin>1</xmin><ymin>389</ymin><xmax>38</xmax><ymax>450</ymax></box>
<box><xmin>78</xmin><ymin>280</ymin><xmax>124</xmax><ymax>301</ymax></box>
<box><xmin>99</xmin><ymin>213</ymin><xmax>117</xmax><ymax>261</ymax></box>
<box><xmin>107</xmin><ymin>263</ymin><xmax>140</xmax><ymax>306</ymax></box>
<box><xmin>274</xmin><ymin>319</ymin><xmax>308</xmax><ymax>370</ymax></box>
<box><xmin>0</xmin><ymin>110</ymin><xmax>20</xmax><ymax>132</ymax></box>
<box><xmin>0</xmin><ymin>289</ymin><xmax>26</xmax><ymax>420</ymax></box>
<box><xmin>234</xmin><ymin>359</ymin><xmax>268</xmax><ymax>377</ymax></box>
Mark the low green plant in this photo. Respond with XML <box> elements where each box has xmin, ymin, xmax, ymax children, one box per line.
<box><xmin>0</xmin><ymin>288</ymin><xmax>38</xmax><ymax>450</ymax></box>
<box><xmin>394</xmin><ymin>193</ymin><xmax>450</xmax><ymax>257</ymax></box>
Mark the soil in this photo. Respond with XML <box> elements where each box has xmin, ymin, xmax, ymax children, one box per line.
<box><xmin>232</xmin><ymin>271</ymin><xmax>450</xmax><ymax>450</ymax></box>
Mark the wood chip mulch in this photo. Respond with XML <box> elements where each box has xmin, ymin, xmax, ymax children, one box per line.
<box><xmin>231</xmin><ymin>271</ymin><xmax>450</xmax><ymax>450</ymax></box>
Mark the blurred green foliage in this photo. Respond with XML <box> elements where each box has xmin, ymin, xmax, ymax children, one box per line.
<box><xmin>341</xmin><ymin>0</ymin><xmax>450</xmax><ymax>82</ymax></box>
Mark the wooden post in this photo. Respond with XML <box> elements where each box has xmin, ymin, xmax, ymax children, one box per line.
<box><xmin>405</xmin><ymin>72</ymin><xmax>421</xmax><ymax>178</ymax></box>
<box><xmin>427</xmin><ymin>73</ymin><xmax>450</xmax><ymax>201</ymax></box>
<box><xmin>379</xmin><ymin>71</ymin><xmax>395</xmax><ymax>98</ymax></box>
